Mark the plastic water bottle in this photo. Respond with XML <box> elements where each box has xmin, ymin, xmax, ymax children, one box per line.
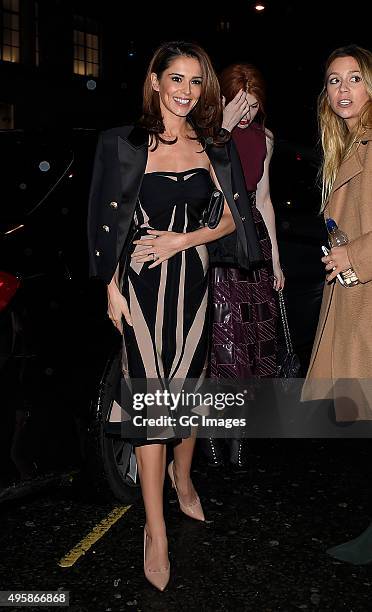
<box><xmin>326</xmin><ymin>218</ymin><xmax>359</xmax><ymax>287</ymax></box>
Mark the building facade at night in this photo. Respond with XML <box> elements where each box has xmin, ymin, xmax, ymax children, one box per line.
<box><xmin>0</xmin><ymin>0</ymin><xmax>142</xmax><ymax>130</ymax></box>
<box><xmin>1</xmin><ymin>1</ymin><xmax>370</xmax><ymax>140</ymax></box>
<box><xmin>0</xmin><ymin>0</ymin><xmax>236</xmax><ymax>131</ymax></box>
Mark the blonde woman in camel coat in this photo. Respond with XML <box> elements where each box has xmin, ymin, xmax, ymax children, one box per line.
<box><xmin>301</xmin><ymin>45</ymin><xmax>372</xmax><ymax>423</ymax></box>
<box><xmin>302</xmin><ymin>45</ymin><xmax>372</xmax><ymax>566</ymax></box>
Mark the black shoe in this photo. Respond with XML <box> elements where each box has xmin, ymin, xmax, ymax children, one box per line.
<box><xmin>200</xmin><ymin>438</ymin><xmax>224</xmax><ymax>467</ymax></box>
<box><xmin>228</xmin><ymin>438</ymin><xmax>249</xmax><ymax>471</ymax></box>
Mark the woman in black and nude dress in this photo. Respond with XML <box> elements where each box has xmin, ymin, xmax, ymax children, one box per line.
<box><xmin>87</xmin><ymin>41</ymin><xmax>262</xmax><ymax>590</ymax></box>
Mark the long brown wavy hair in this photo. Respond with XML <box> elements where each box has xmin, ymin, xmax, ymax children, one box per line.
<box><xmin>138</xmin><ymin>41</ymin><xmax>226</xmax><ymax>150</ymax></box>
<box><xmin>219</xmin><ymin>62</ymin><xmax>267</xmax><ymax>128</ymax></box>
<box><xmin>318</xmin><ymin>45</ymin><xmax>372</xmax><ymax>211</ymax></box>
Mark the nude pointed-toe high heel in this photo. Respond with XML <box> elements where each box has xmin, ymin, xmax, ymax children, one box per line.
<box><xmin>168</xmin><ymin>460</ymin><xmax>205</xmax><ymax>522</ymax></box>
<box><xmin>143</xmin><ymin>527</ymin><xmax>170</xmax><ymax>592</ymax></box>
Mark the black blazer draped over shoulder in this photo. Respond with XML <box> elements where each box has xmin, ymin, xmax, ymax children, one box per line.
<box><xmin>87</xmin><ymin>125</ymin><xmax>262</xmax><ymax>284</ymax></box>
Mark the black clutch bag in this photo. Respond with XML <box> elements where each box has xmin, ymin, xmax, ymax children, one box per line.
<box><xmin>202</xmin><ymin>189</ymin><xmax>224</xmax><ymax>230</ymax></box>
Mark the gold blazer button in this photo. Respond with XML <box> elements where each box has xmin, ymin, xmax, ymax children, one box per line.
<box><xmin>233</xmin><ymin>192</ymin><xmax>239</xmax><ymax>200</ymax></box>
<box><xmin>102</xmin><ymin>225</ymin><xmax>110</xmax><ymax>232</ymax></box>
<box><xmin>110</xmin><ymin>201</ymin><xmax>118</xmax><ymax>208</ymax></box>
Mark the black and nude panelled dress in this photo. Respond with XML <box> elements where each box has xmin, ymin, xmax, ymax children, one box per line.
<box><xmin>120</xmin><ymin>168</ymin><xmax>214</xmax><ymax>445</ymax></box>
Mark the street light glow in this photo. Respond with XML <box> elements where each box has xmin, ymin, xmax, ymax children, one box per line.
<box><xmin>255</xmin><ymin>3</ymin><xmax>265</xmax><ymax>10</ymax></box>
<box><xmin>39</xmin><ymin>161</ymin><xmax>50</xmax><ymax>172</ymax></box>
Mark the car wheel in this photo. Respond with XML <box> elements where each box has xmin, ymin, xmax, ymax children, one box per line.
<box><xmin>82</xmin><ymin>348</ymin><xmax>141</xmax><ymax>504</ymax></box>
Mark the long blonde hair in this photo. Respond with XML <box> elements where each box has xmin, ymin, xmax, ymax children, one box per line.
<box><xmin>318</xmin><ymin>45</ymin><xmax>372</xmax><ymax>211</ymax></box>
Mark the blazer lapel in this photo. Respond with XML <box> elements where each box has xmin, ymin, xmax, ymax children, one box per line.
<box><xmin>331</xmin><ymin>146</ymin><xmax>363</xmax><ymax>193</ymax></box>
<box><xmin>206</xmin><ymin>142</ymin><xmax>263</xmax><ymax>265</ymax></box>
<box><xmin>206</xmin><ymin>142</ymin><xmax>233</xmax><ymax>195</ymax></box>
<box><xmin>116</xmin><ymin>127</ymin><xmax>148</xmax><ymax>260</ymax></box>
<box><xmin>206</xmin><ymin>143</ymin><xmax>248</xmax><ymax>260</ymax></box>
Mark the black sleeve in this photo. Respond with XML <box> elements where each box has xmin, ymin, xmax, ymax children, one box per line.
<box><xmin>228</xmin><ymin>139</ymin><xmax>263</xmax><ymax>267</ymax></box>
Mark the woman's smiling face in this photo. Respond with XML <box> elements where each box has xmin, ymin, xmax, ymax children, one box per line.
<box><xmin>151</xmin><ymin>56</ymin><xmax>203</xmax><ymax>119</ymax></box>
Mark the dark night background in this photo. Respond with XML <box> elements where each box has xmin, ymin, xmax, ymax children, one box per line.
<box><xmin>1</xmin><ymin>3</ymin><xmax>372</xmax><ymax>610</ymax></box>
<box><xmin>1</xmin><ymin>0</ymin><xmax>370</xmax><ymax>140</ymax></box>
<box><xmin>5</xmin><ymin>0</ymin><xmax>364</xmax><ymax>376</ymax></box>
<box><xmin>1</xmin><ymin>0</ymin><xmax>371</xmax><ymax>491</ymax></box>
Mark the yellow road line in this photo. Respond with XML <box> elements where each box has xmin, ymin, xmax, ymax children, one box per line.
<box><xmin>58</xmin><ymin>505</ymin><xmax>132</xmax><ymax>568</ymax></box>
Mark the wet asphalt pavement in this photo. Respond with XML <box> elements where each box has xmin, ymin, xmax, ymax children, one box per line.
<box><xmin>0</xmin><ymin>439</ymin><xmax>372</xmax><ymax>612</ymax></box>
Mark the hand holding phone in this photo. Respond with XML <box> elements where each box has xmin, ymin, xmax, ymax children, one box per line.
<box><xmin>321</xmin><ymin>245</ymin><xmax>345</xmax><ymax>285</ymax></box>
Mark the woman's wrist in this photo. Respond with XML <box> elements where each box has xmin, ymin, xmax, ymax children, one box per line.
<box><xmin>178</xmin><ymin>233</ymin><xmax>191</xmax><ymax>250</ymax></box>
<box><xmin>108</xmin><ymin>278</ymin><xmax>119</xmax><ymax>293</ymax></box>
<box><xmin>221</xmin><ymin>123</ymin><xmax>233</xmax><ymax>133</ymax></box>
<box><xmin>271</xmin><ymin>248</ymin><xmax>280</xmax><ymax>263</ymax></box>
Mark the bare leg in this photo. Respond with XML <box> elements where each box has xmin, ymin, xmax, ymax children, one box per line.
<box><xmin>172</xmin><ymin>435</ymin><xmax>198</xmax><ymax>505</ymax></box>
<box><xmin>135</xmin><ymin>443</ymin><xmax>168</xmax><ymax>571</ymax></box>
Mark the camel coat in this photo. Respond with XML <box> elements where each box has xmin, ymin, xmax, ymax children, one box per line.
<box><xmin>301</xmin><ymin>128</ymin><xmax>372</xmax><ymax>421</ymax></box>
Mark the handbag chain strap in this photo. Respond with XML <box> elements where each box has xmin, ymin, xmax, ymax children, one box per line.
<box><xmin>278</xmin><ymin>289</ymin><xmax>294</xmax><ymax>354</ymax></box>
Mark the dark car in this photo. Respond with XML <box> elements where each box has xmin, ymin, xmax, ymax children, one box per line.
<box><xmin>0</xmin><ymin>128</ymin><xmax>140</xmax><ymax>504</ymax></box>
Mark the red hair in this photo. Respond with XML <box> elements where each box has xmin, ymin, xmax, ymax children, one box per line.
<box><xmin>219</xmin><ymin>63</ymin><xmax>266</xmax><ymax>124</ymax></box>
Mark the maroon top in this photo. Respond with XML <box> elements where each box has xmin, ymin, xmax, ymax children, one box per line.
<box><xmin>232</xmin><ymin>122</ymin><xmax>267</xmax><ymax>191</ymax></box>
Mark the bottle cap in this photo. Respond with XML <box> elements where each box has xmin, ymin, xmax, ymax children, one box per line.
<box><xmin>326</xmin><ymin>218</ymin><xmax>337</xmax><ymax>231</ymax></box>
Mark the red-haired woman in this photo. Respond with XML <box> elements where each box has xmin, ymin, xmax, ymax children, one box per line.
<box><xmin>204</xmin><ymin>63</ymin><xmax>285</xmax><ymax>469</ymax></box>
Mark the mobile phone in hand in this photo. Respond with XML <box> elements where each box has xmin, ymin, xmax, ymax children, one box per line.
<box><xmin>321</xmin><ymin>245</ymin><xmax>345</xmax><ymax>285</ymax></box>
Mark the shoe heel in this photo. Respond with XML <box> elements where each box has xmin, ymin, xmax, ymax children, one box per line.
<box><xmin>168</xmin><ymin>461</ymin><xmax>205</xmax><ymax>522</ymax></box>
<box><xmin>143</xmin><ymin>527</ymin><xmax>170</xmax><ymax>592</ymax></box>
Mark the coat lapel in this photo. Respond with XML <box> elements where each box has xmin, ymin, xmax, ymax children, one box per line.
<box><xmin>329</xmin><ymin>127</ymin><xmax>372</xmax><ymax>194</ymax></box>
<box><xmin>206</xmin><ymin>143</ymin><xmax>248</xmax><ymax>261</ymax></box>
<box><xmin>331</xmin><ymin>150</ymin><xmax>363</xmax><ymax>193</ymax></box>
<box><xmin>206</xmin><ymin>142</ymin><xmax>233</xmax><ymax>193</ymax></box>
<box><xmin>325</xmin><ymin>131</ymin><xmax>372</xmax><ymax>215</ymax></box>
<box><xmin>330</xmin><ymin>129</ymin><xmax>372</xmax><ymax>194</ymax></box>
<box><xmin>116</xmin><ymin>127</ymin><xmax>148</xmax><ymax>260</ymax></box>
